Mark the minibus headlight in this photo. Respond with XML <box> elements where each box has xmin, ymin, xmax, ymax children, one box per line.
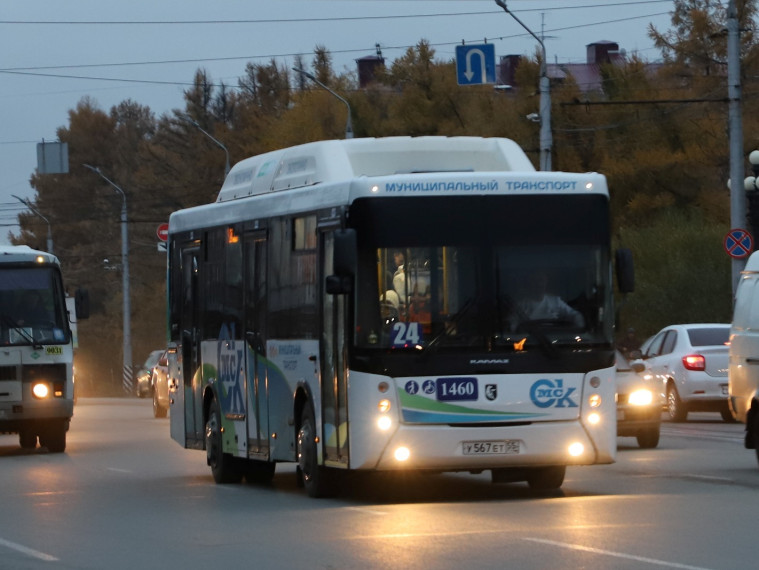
<box><xmin>32</xmin><ymin>382</ymin><xmax>50</xmax><ymax>399</ymax></box>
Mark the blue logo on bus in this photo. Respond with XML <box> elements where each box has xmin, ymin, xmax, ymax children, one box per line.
<box><xmin>218</xmin><ymin>342</ymin><xmax>245</xmax><ymax>416</ymax></box>
<box><xmin>529</xmin><ymin>379</ymin><xmax>578</xmax><ymax>408</ymax></box>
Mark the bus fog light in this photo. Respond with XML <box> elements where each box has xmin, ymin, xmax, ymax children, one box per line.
<box><xmin>568</xmin><ymin>442</ymin><xmax>584</xmax><ymax>457</ymax></box>
<box><xmin>587</xmin><ymin>412</ymin><xmax>600</xmax><ymax>425</ymax></box>
<box><xmin>32</xmin><ymin>383</ymin><xmax>49</xmax><ymax>399</ymax></box>
<box><xmin>394</xmin><ymin>446</ymin><xmax>410</xmax><ymax>462</ymax></box>
<box><xmin>588</xmin><ymin>394</ymin><xmax>601</xmax><ymax>408</ymax></box>
<box><xmin>377</xmin><ymin>416</ymin><xmax>392</xmax><ymax>431</ymax></box>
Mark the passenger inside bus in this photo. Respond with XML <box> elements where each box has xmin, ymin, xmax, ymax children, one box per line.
<box><xmin>508</xmin><ymin>271</ymin><xmax>584</xmax><ymax>330</ymax></box>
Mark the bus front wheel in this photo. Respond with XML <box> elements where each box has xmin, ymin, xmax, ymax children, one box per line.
<box><xmin>19</xmin><ymin>430</ymin><xmax>37</xmax><ymax>449</ymax></box>
<box><xmin>39</xmin><ymin>420</ymin><xmax>67</xmax><ymax>453</ymax></box>
<box><xmin>526</xmin><ymin>465</ymin><xmax>566</xmax><ymax>491</ymax></box>
<box><xmin>297</xmin><ymin>405</ymin><xmax>337</xmax><ymax>498</ymax></box>
<box><xmin>205</xmin><ymin>397</ymin><xmax>242</xmax><ymax>484</ymax></box>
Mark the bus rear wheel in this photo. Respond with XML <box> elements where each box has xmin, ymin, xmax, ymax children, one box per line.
<box><xmin>205</xmin><ymin>397</ymin><xmax>242</xmax><ymax>484</ymax></box>
<box><xmin>297</xmin><ymin>405</ymin><xmax>337</xmax><ymax>498</ymax></box>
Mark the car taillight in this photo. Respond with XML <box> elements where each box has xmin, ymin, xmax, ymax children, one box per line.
<box><xmin>683</xmin><ymin>354</ymin><xmax>706</xmax><ymax>371</ymax></box>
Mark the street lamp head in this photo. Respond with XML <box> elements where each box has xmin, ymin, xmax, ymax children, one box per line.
<box><xmin>749</xmin><ymin>149</ymin><xmax>759</xmax><ymax>178</ymax></box>
<box><xmin>292</xmin><ymin>67</ymin><xmax>316</xmax><ymax>82</ymax></box>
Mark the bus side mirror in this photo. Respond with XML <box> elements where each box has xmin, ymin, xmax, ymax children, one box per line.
<box><xmin>327</xmin><ymin>229</ymin><xmax>356</xmax><ymax>295</ymax></box>
<box><xmin>615</xmin><ymin>248</ymin><xmax>634</xmax><ymax>294</ymax></box>
<box><xmin>75</xmin><ymin>288</ymin><xmax>90</xmax><ymax>320</ymax></box>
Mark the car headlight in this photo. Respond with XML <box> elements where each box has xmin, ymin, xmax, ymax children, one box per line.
<box><xmin>628</xmin><ymin>388</ymin><xmax>654</xmax><ymax>406</ymax></box>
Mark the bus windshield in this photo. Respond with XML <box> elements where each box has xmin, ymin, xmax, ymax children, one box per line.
<box><xmin>0</xmin><ymin>267</ymin><xmax>69</xmax><ymax>345</ymax></box>
<box><xmin>352</xmin><ymin>194</ymin><xmax>613</xmax><ymax>353</ymax></box>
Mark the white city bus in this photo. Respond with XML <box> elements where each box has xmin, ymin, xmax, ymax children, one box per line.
<box><xmin>167</xmin><ymin>136</ymin><xmax>633</xmax><ymax>496</ymax></box>
<box><xmin>0</xmin><ymin>245</ymin><xmax>88</xmax><ymax>452</ymax></box>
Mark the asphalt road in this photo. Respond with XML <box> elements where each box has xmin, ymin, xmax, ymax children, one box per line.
<box><xmin>0</xmin><ymin>400</ymin><xmax>756</xmax><ymax>569</ymax></box>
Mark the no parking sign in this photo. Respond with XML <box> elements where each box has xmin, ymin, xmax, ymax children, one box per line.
<box><xmin>724</xmin><ymin>228</ymin><xmax>753</xmax><ymax>258</ymax></box>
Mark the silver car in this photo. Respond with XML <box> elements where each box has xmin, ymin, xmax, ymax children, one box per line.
<box><xmin>135</xmin><ymin>350</ymin><xmax>163</xmax><ymax>398</ymax></box>
<box><xmin>639</xmin><ymin>324</ymin><xmax>731</xmax><ymax>422</ymax></box>
<box><xmin>151</xmin><ymin>350</ymin><xmax>169</xmax><ymax>418</ymax></box>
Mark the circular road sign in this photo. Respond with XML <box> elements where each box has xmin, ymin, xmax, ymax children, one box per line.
<box><xmin>724</xmin><ymin>228</ymin><xmax>753</xmax><ymax>259</ymax></box>
<box><xmin>157</xmin><ymin>223</ymin><xmax>169</xmax><ymax>242</ymax></box>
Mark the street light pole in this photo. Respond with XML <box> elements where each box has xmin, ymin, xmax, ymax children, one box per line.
<box><xmin>727</xmin><ymin>0</ymin><xmax>747</xmax><ymax>294</ymax></box>
<box><xmin>495</xmin><ymin>0</ymin><xmax>552</xmax><ymax>171</ymax></box>
<box><xmin>292</xmin><ymin>67</ymin><xmax>354</xmax><ymax>139</ymax></box>
<box><xmin>83</xmin><ymin>164</ymin><xmax>132</xmax><ymax>395</ymax></box>
<box><xmin>188</xmin><ymin>119</ymin><xmax>231</xmax><ymax>177</ymax></box>
<box><xmin>12</xmin><ymin>194</ymin><xmax>53</xmax><ymax>254</ymax></box>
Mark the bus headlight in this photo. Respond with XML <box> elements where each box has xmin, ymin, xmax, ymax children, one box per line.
<box><xmin>588</xmin><ymin>394</ymin><xmax>602</xmax><ymax>408</ymax></box>
<box><xmin>587</xmin><ymin>412</ymin><xmax>601</xmax><ymax>425</ymax></box>
<box><xmin>377</xmin><ymin>416</ymin><xmax>392</xmax><ymax>431</ymax></box>
<box><xmin>32</xmin><ymin>382</ymin><xmax>50</xmax><ymax>399</ymax></box>
<box><xmin>628</xmin><ymin>389</ymin><xmax>654</xmax><ymax>406</ymax></box>
<box><xmin>394</xmin><ymin>446</ymin><xmax>411</xmax><ymax>462</ymax></box>
<box><xmin>568</xmin><ymin>442</ymin><xmax>584</xmax><ymax>457</ymax></box>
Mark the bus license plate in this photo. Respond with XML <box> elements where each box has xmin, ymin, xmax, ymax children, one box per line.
<box><xmin>462</xmin><ymin>440</ymin><xmax>520</xmax><ymax>455</ymax></box>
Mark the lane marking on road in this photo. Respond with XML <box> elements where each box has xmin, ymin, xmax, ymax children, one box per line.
<box><xmin>106</xmin><ymin>467</ymin><xmax>133</xmax><ymax>473</ymax></box>
<box><xmin>681</xmin><ymin>474</ymin><xmax>734</xmax><ymax>482</ymax></box>
<box><xmin>346</xmin><ymin>506</ymin><xmax>388</xmax><ymax>515</ymax></box>
<box><xmin>0</xmin><ymin>537</ymin><xmax>59</xmax><ymax>562</ymax></box>
<box><xmin>523</xmin><ymin>537</ymin><xmax>714</xmax><ymax>570</ymax></box>
<box><xmin>348</xmin><ymin>523</ymin><xmax>649</xmax><ymax>540</ymax></box>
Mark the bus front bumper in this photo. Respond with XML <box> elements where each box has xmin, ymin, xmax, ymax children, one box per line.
<box><xmin>350</xmin><ymin>419</ymin><xmax>615</xmax><ymax>472</ymax></box>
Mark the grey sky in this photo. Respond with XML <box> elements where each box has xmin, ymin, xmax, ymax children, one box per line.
<box><xmin>0</xmin><ymin>0</ymin><xmax>674</xmax><ymax>244</ymax></box>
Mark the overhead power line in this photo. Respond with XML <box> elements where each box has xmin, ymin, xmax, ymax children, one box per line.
<box><xmin>0</xmin><ymin>2</ymin><xmax>673</xmax><ymax>26</ymax></box>
<box><xmin>0</xmin><ymin>9</ymin><xmax>670</xmax><ymax>88</ymax></box>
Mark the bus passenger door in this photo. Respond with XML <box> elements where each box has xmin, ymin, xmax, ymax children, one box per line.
<box><xmin>321</xmin><ymin>232</ymin><xmax>349</xmax><ymax>467</ymax></box>
<box><xmin>244</xmin><ymin>232</ymin><xmax>269</xmax><ymax>458</ymax></box>
<box><xmin>176</xmin><ymin>245</ymin><xmax>202</xmax><ymax>447</ymax></box>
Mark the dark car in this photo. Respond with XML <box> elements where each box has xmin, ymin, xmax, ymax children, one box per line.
<box><xmin>135</xmin><ymin>350</ymin><xmax>164</xmax><ymax>398</ymax></box>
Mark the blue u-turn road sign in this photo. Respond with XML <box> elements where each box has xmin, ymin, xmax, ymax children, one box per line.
<box><xmin>455</xmin><ymin>44</ymin><xmax>496</xmax><ymax>85</ymax></box>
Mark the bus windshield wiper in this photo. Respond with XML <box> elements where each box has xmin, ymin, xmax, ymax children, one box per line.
<box><xmin>0</xmin><ymin>314</ymin><xmax>42</xmax><ymax>349</ymax></box>
<box><xmin>421</xmin><ymin>296</ymin><xmax>479</xmax><ymax>354</ymax></box>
